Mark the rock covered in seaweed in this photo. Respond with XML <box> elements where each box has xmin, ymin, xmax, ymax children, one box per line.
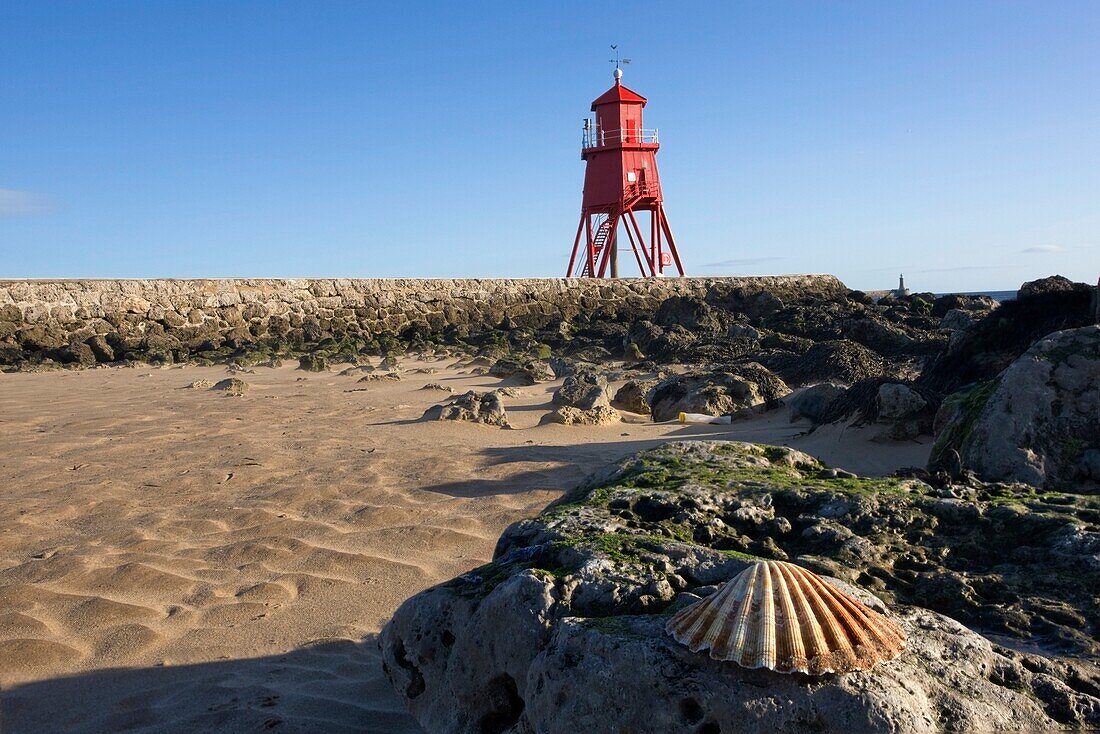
<box><xmin>380</xmin><ymin>441</ymin><xmax>1100</xmax><ymax>733</ymax></box>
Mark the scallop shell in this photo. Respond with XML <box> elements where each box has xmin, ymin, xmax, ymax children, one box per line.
<box><xmin>666</xmin><ymin>560</ymin><xmax>906</xmax><ymax>674</ymax></box>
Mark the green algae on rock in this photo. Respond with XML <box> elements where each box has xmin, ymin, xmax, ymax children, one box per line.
<box><xmin>382</xmin><ymin>440</ymin><xmax>1100</xmax><ymax>733</ymax></box>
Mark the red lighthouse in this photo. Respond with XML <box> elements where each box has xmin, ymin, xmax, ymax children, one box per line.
<box><xmin>567</xmin><ymin>65</ymin><xmax>684</xmax><ymax>278</ymax></box>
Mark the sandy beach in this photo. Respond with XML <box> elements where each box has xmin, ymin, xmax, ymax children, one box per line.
<box><xmin>0</xmin><ymin>359</ymin><xmax>930</xmax><ymax>732</ymax></box>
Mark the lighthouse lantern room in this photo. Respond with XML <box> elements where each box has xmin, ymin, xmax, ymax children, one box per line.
<box><xmin>567</xmin><ymin>62</ymin><xmax>684</xmax><ymax>278</ymax></box>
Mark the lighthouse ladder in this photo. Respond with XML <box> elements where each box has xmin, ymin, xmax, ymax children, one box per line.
<box><xmin>582</xmin><ymin>217</ymin><xmax>614</xmax><ymax>276</ymax></box>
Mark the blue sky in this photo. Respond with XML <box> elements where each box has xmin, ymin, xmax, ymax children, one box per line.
<box><xmin>1</xmin><ymin>1</ymin><xmax>1097</xmax><ymax>292</ymax></box>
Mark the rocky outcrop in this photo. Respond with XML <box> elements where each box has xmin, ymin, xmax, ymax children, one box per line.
<box><xmin>422</xmin><ymin>390</ymin><xmax>510</xmax><ymax>427</ymax></box>
<box><xmin>488</xmin><ymin>358</ymin><xmax>554</xmax><ymax>385</ymax></box>
<box><xmin>932</xmin><ymin>326</ymin><xmax>1100</xmax><ymax>488</ymax></box>
<box><xmin>648</xmin><ymin>364</ymin><xmax>789</xmax><ymax>422</ymax></box>
<box><xmin>1018</xmin><ymin>275</ymin><xmax>1081</xmax><ymax>300</ymax></box>
<box><xmin>380</xmin><ymin>441</ymin><xmax>1100</xmax><ymax>733</ymax></box>
<box><xmin>762</xmin><ymin>339</ymin><xmax>888</xmax><ymax>386</ymax></box>
<box><xmin>919</xmin><ymin>276</ymin><xmax>1096</xmax><ymax>396</ymax></box>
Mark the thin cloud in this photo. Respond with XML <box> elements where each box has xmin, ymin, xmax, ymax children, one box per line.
<box><xmin>0</xmin><ymin>189</ymin><xmax>51</xmax><ymax>218</ymax></box>
<box><xmin>702</xmin><ymin>256</ymin><xmax>785</xmax><ymax>269</ymax></box>
<box><xmin>915</xmin><ymin>265</ymin><xmax>1008</xmax><ymax>273</ymax></box>
<box><xmin>1019</xmin><ymin>245</ymin><xmax>1065</xmax><ymax>254</ymax></box>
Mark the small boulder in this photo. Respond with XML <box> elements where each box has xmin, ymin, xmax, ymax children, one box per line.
<box><xmin>939</xmin><ymin>308</ymin><xmax>975</xmax><ymax>331</ymax></box>
<box><xmin>57</xmin><ymin>341</ymin><xmax>97</xmax><ymax>367</ymax></box>
<box><xmin>877</xmin><ymin>383</ymin><xmax>928</xmax><ymax>421</ymax></box>
<box><xmin>298</xmin><ymin>354</ymin><xmax>329</xmax><ymax>372</ymax></box>
<box><xmin>612</xmin><ymin>379</ymin><xmax>658</xmax><ymax>415</ymax></box>
<box><xmin>87</xmin><ymin>335</ymin><xmax>115</xmax><ymax>363</ymax></box>
<box><xmin>489</xmin><ymin>358</ymin><xmax>554</xmax><ymax>385</ymax></box>
<box><xmin>553</xmin><ymin>370</ymin><xmax>610</xmax><ymax>411</ymax></box>
<box><xmin>786</xmin><ymin>383</ymin><xmax>845</xmax><ymax>423</ymax></box>
<box><xmin>211</xmin><ymin>378</ymin><xmax>249</xmax><ymax>396</ymax></box>
<box><xmin>875</xmin><ymin>382</ymin><xmax>933</xmax><ymax>440</ymax></box>
<box><xmin>423</xmin><ymin>390</ymin><xmax>510</xmax><ymax>427</ymax></box>
<box><xmin>550</xmin><ymin>405</ymin><xmax>621</xmax><ymax>426</ymax></box>
<box><xmin>359</xmin><ymin>372</ymin><xmax>401</xmax><ymax>383</ymax></box>
<box><xmin>649</xmin><ymin>365</ymin><xmax>789</xmax><ymax>422</ymax></box>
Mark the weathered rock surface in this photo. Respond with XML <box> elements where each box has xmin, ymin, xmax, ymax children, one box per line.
<box><xmin>297</xmin><ymin>353</ymin><xmax>328</xmax><ymax>372</ymax></box>
<box><xmin>932</xmin><ymin>326</ymin><xmax>1100</xmax><ymax>488</ymax></box>
<box><xmin>874</xmin><ymin>383</ymin><xmax>933</xmax><ymax>440</ymax></box>
<box><xmin>210</xmin><ymin>378</ymin><xmax>248</xmax><ymax>396</ymax></box>
<box><xmin>489</xmin><ymin>358</ymin><xmax>554</xmax><ymax>385</ymax></box>
<box><xmin>552</xmin><ymin>370</ymin><xmax>610</xmax><ymax>411</ymax></box>
<box><xmin>1018</xmin><ymin>275</ymin><xmax>1082</xmax><ymax>300</ymax></box>
<box><xmin>422</xmin><ymin>390</ymin><xmax>510</xmax><ymax>427</ymax></box>
<box><xmin>0</xmin><ymin>276</ymin><xmax>846</xmax><ymax>369</ymax></box>
<box><xmin>649</xmin><ymin>364</ymin><xmax>789</xmax><ymax>422</ymax></box>
<box><xmin>787</xmin><ymin>383</ymin><xmax>845</xmax><ymax>423</ymax></box>
<box><xmin>358</xmin><ymin>371</ymin><xmax>400</xmax><ymax>382</ymax></box>
<box><xmin>919</xmin><ymin>277</ymin><xmax>1096</xmax><ymax>396</ymax></box>
<box><xmin>612</xmin><ymin>379</ymin><xmax>659</xmax><ymax>415</ymax></box>
<box><xmin>380</xmin><ymin>441</ymin><xmax>1100</xmax><ymax>733</ymax></box>
<box><xmin>549</xmin><ymin>405</ymin><xmax>621</xmax><ymax>426</ymax></box>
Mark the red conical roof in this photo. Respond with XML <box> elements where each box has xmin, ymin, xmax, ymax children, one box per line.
<box><xmin>591</xmin><ymin>81</ymin><xmax>647</xmax><ymax>110</ymax></box>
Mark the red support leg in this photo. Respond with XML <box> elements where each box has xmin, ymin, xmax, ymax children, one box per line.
<box><xmin>626</xmin><ymin>210</ymin><xmax>653</xmax><ymax>277</ymax></box>
<box><xmin>584</xmin><ymin>214</ymin><xmax>596</xmax><ymax>278</ymax></box>
<box><xmin>649</xmin><ymin>209</ymin><xmax>657</xmax><ymax>275</ymax></box>
<box><xmin>659</xmin><ymin>204</ymin><xmax>685</xmax><ymax>276</ymax></box>
<box><xmin>622</xmin><ymin>213</ymin><xmax>647</xmax><ymax>276</ymax></box>
<box><xmin>566</xmin><ymin>214</ymin><xmax>585</xmax><ymax>277</ymax></box>
<box><xmin>651</xmin><ymin>206</ymin><xmax>660</xmax><ymax>275</ymax></box>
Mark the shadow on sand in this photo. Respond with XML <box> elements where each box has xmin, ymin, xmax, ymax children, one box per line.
<box><xmin>0</xmin><ymin>635</ymin><xmax>422</xmax><ymax>734</ymax></box>
<box><xmin>414</xmin><ymin>428</ymin><xmax>734</xmax><ymax>499</ymax></box>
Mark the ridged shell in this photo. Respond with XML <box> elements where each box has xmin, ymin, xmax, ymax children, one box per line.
<box><xmin>665</xmin><ymin>560</ymin><xmax>906</xmax><ymax>674</ymax></box>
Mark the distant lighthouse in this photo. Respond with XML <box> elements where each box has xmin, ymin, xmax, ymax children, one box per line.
<box><xmin>893</xmin><ymin>274</ymin><xmax>911</xmax><ymax>298</ymax></box>
<box><xmin>566</xmin><ymin>56</ymin><xmax>684</xmax><ymax>278</ymax></box>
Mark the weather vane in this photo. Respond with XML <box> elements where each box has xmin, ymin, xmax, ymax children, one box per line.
<box><xmin>609</xmin><ymin>44</ymin><xmax>631</xmax><ymax>77</ymax></box>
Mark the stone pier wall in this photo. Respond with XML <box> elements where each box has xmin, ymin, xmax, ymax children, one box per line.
<box><xmin>0</xmin><ymin>276</ymin><xmax>847</xmax><ymax>367</ymax></box>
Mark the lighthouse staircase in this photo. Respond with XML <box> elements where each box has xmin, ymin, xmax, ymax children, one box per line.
<box><xmin>581</xmin><ymin>216</ymin><xmax>615</xmax><ymax>277</ymax></box>
<box><xmin>578</xmin><ymin>184</ymin><xmax>649</xmax><ymax>276</ymax></box>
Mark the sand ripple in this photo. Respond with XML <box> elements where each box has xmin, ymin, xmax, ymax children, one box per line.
<box><xmin>0</xmin><ymin>359</ymin><xmax>929</xmax><ymax>731</ymax></box>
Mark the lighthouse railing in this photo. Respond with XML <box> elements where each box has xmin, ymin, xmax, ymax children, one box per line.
<box><xmin>581</xmin><ymin>127</ymin><xmax>659</xmax><ymax>149</ymax></box>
